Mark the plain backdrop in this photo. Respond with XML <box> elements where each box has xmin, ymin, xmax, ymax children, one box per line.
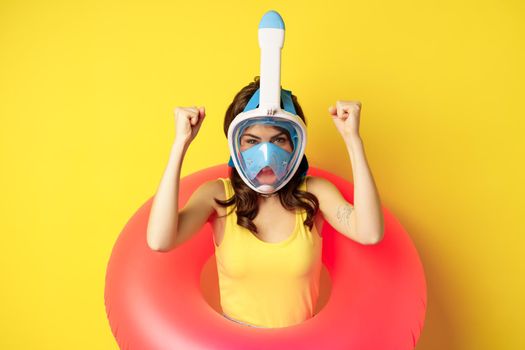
<box><xmin>0</xmin><ymin>0</ymin><xmax>523</xmax><ymax>349</ymax></box>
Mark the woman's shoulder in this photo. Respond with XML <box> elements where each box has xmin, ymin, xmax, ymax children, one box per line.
<box><xmin>193</xmin><ymin>177</ymin><xmax>227</xmax><ymax>202</ymax></box>
<box><xmin>305</xmin><ymin>175</ymin><xmax>329</xmax><ymax>189</ymax></box>
<box><xmin>305</xmin><ymin>175</ymin><xmax>339</xmax><ymax>197</ymax></box>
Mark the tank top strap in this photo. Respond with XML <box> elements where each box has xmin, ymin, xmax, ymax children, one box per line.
<box><xmin>218</xmin><ymin>177</ymin><xmax>236</xmax><ymax>220</ymax></box>
<box><xmin>296</xmin><ymin>176</ymin><xmax>310</xmax><ymax>236</ymax></box>
<box><xmin>219</xmin><ymin>177</ymin><xmax>234</xmax><ymax>199</ymax></box>
<box><xmin>299</xmin><ymin>175</ymin><xmax>308</xmax><ymax>192</ymax></box>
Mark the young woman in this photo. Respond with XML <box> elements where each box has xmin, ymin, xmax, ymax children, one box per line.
<box><xmin>146</xmin><ymin>76</ymin><xmax>384</xmax><ymax>328</ymax></box>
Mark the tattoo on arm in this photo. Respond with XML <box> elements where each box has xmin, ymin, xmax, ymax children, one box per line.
<box><xmin>336</xmin><ymin>203</ymin><xmax>354</xmax><ymax>233</ymax></box>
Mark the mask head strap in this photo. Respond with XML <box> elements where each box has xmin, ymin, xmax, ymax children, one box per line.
<box><xmin>242</xmin><ymin>87</ymin><xmax>297</xmax><ymax>114</ymax></box>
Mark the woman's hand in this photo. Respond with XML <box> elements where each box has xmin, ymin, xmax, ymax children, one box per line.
<box><xmin>174</xmin><ymin>106</ymin><xmax>206</xmax><ymax>148</ymax></box>
<box><xmin>328</xmin><ymin>100</ymin><xmax>362</xmax><ymax>140</ymax></box>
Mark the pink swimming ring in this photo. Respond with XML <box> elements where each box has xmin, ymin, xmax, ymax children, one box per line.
<box><xmin>104</xmin><ymin>164</ymin><xmax>427</xmax><ymax>349</ymax></box>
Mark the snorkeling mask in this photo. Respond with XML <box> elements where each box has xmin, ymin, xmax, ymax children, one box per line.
<box><xmin>227</xmin><ymin>10</ymin><xmax>308</xmax><ymax>194</ymax></box>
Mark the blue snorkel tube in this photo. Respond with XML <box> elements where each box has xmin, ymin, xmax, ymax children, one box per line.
<box><xmin>227</xmin><ymin>10</ymin><xmax>308</xmax><ymax>194</ymax></box>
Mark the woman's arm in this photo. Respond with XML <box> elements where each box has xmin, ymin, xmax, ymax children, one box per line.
<box><xmin>344</xmin><ymin>135</ymin><xmax>384</xmax><ymax>243</ymax></box>
<box><xmin>308</xmin><ymin>138</ymin><xmax>383</xmax><ymax>245</ymax></box>
<box><xmin>146</xmin><ymin>106</ymin><xmax>208</xmax><ymax>251</ymax></box>
<box><xmin>146</xmin><ymin>141</ymin><xmax>187</xmax><ymax>251</ymax></box>
<box><xmin>318</xmin><ymin>100</ymin><xmax>384</xmax><ymax>244</ymax></box>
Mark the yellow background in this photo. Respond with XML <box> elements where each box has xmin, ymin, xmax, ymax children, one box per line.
<box><xmin>1</xmin><ymin>0</ymin><xmax>523</xmax><ymax>349</ymax></box>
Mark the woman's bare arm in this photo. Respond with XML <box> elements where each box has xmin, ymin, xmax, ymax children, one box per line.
<box><xmin>345</xmin><ymin>136</ymin><xmax>384</xmax><ymax>243</ymax></box>
<box><xmin>146</xmin><ymin>141</ymin><xmax>187</xmax><ymax>251</ymax></box>
<box><xmin>146</xmin><ymin>106</ymin><xmax>208</xmax><ymax>251</ymax></box>
<box><xmin>317</xmin><ymin>136</ymin><xmax>383</xmax><ymax>244</ymax></box>
<box><xmin>325</xmin><ymin>101</ymin><xmax>384</xmax><ymax>244</ymax></box>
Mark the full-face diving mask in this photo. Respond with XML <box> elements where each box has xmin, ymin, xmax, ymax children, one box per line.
<box><xmin>227</xmin><ymin>11</ymin><xmax>308</xmax><ymax>194</ymax></box>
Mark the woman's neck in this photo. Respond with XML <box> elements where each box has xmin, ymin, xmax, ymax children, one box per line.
<box><xmin>257</xmin><ymin>192</ymin><xmax>280</xmax><ymax>204</ymax></box>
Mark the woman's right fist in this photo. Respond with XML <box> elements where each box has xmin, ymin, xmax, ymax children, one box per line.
<box><xmin>174</xmin><ymin>106</ymin><xmax>206</xmax><ymax>147</ymax></box>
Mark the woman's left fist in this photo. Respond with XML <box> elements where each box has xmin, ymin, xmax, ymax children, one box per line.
<box><xmin>328</xmin><ymin>100</ymin><xmax>362</xmax><ymax>140</ymax></box>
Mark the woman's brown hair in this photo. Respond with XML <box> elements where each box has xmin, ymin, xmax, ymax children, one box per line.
<box><xmin>214</xmin><ymin>76</ymin><xmax>319</xmax><ymax>234</ymax></box>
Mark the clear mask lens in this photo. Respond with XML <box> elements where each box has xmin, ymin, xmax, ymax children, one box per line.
<box><xmin>229</xmin><ymin>116</ymin><xmax>305</xmax><ymax>193</ymax></box>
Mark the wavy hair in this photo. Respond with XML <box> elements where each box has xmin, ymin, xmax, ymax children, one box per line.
<box><xmin>214</xmin><ymin>76</ymin><xmax>319</xmax><ymax>234</ymax></box>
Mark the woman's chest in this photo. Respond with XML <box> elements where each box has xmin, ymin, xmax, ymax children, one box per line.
<box><xmin>212</xmin><ymin>204</ymin><xmax>322</xmax><ymax>278</ymax></box>
<box><xmin>252</xmin><ymin>207</ymin><xmax>298</xmax><ymax>242</ymax></box>
<box><xmin>214</xmin><ymin>217</ymin><xmax>321</xmax><ymax>278</ymax></box>
<box><xmin>212</xmin><ymin>205</ymin><xmax>321</xmax><ymax>247</ymax></box>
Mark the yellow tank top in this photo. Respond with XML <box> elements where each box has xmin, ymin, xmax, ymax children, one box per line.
<box><xmin>214</xmin><ymin>176</ymin><xmax>323</xmax><ymax>328</ymax></box>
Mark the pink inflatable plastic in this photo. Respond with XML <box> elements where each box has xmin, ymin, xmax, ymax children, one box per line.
<box><xmin>104</xmin><ymin>164</ymin><xmax>427</xmax><ymax>349</ymax></box>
